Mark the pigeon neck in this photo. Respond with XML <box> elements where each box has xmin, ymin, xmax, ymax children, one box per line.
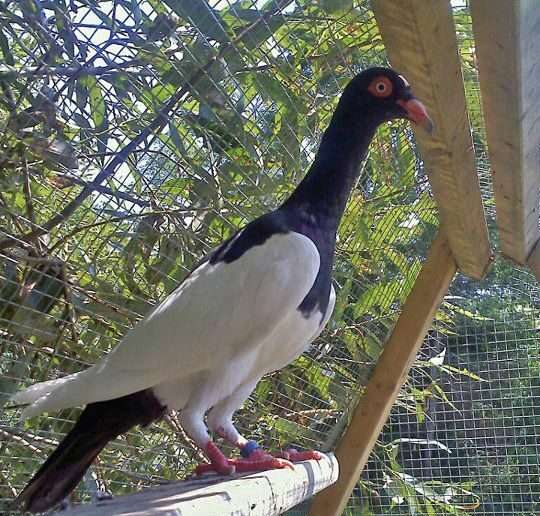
<box><xmin>281</xmin><ymin>107</ymin><xmax>379</xmax><ymax>232</ymax></box>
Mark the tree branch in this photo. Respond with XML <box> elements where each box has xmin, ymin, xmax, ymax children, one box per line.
<box><xmin>0</xmin><ymin>0</ymin><xmax>294</xmax><ymax>251</ymax></box>
<box><xmin>50</xmin><ymin>173</ymin><xmax>152</xmax><ymax>208</ymax></box>
<box><xmin>0</xmin><ymin>60</ymin><xmax>152</xmax><ymax>79</ymax></box>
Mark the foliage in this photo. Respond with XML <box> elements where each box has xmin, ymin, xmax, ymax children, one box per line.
<box><xmin>0</xmin><ymin>2</ymin><xmax>535</xmax><ymax>516</ymax></box>
<box><xmin>0</xmin><ymin>1</ymin><xmax>437</xmax><ymax>511</ymax></box>
<box><xmin>347</xmin><ymin>8</ymin><xmax>540</xmax><ymax>516</ymax></box>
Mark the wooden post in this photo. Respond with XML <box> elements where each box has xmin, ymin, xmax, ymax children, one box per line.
<box><xmin>525</xmin><ymin>239</ymin><xmax>540</xmax><ymax>283</ymax></box>
<box><xmin>470</xmin><ymin>0</ymin><xmax>540</xmax><ymax>265</ymax></box>
<box><xmin>309</xmin><ymin>231</ymin><xmax>457</xmax><ymax>516</ymax></box>
<box><xmin>373</xmin><ymin>0</ymin><xmax>491</xmax><ymax>279</ymax></box>
<box><xmin>60</xmin><ymin>454</ymin><xmax>338</xmax><ymax>516</ymax></box>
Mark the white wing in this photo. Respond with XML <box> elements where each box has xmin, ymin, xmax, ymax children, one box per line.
<box><xmin>18</xmin><ymin>232</ymin><xmax>320</xmax><ymax>417</ymax></box>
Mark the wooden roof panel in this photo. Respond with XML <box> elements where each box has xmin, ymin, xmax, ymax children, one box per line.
<box><xmin>374</xmin><ymin>0</ymin><xmax>492</xmax><ymax>279</ymax></box>
<box><xmin>471</xmin><ymin>0</ymin><xmax>540</xmax><ymax>266</ymax></box>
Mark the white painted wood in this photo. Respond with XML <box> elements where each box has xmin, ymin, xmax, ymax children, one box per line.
<box><xmin>373</xmin><ymin>0</ymin><xmax>492</xmax><ymax>279</ymax></box>
<box><xmin>471</xmin><ymin>0</ymin><xmax>540</xmax><ymax>264</ymax></box>
<box><xmin>61</xmin><ymin>454</ymin><xmax>338</xmax><ymax>516</ymax></box>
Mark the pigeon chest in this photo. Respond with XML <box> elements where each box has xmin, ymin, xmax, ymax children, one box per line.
<box><xmin>254</xmin><ymin>283</ymin><xmax>335</xmax><ymax>375</ymax></box>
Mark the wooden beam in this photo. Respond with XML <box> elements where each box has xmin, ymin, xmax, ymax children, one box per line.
<box><xmin>470</xmin><ymin>0</ymin><xmax>540</xmax><ymax>265</ymax></box>
<box><xmin>372</xmin><ymin>0</ymin><xmax>491</xmax><ymax>279</ymax></box>
<box><xmin>526</xmin><ymin>239</ymin><xmax>540</xmax><ymax>283</ymax></box>
<box><xmin>309</xmin><ymin>231</ymin><xmax>457</xmax><ymax>516</ymax></box>
<box><xmin>62</xmin><ymin>454</ymin><xmax>338</xmax><ymax>515</ymax></box>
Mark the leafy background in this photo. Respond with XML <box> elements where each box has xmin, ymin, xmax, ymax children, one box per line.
<box><xmin>0</xmin><ymin>1</ymin><xmax>538</xmax><ymax>515</ymax></box>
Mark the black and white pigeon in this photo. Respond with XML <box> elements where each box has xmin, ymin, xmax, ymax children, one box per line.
<box><xmin>12</xmin><ymin>67</ymin><xmax>432</xmax><ymax>513</ymax></box>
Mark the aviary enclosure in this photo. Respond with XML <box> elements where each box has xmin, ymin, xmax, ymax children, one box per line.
<box><xmin>1</xmin><ymin>0</ymin><xmax>539</xmax><ymax>515</ymax></box>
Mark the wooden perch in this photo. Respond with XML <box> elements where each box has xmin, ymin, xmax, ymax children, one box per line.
<box><xmin>470</xmin><ymin>0</ymin><xmax>540</xmax><ymax>266</ymax></box>
<box><xmin>373</xmin><ymin>0</ymin><xmax>491</xmax><ymax>280</ymax></box>
<box><xmin>309</xmin><ymin>231</ymin><xmax>457</xmax><ymax>516</ymax></box>
<box><xmin>61</xmin><ymin>454</ymin><xmax>338</xmax><ymax>516</ymax></box>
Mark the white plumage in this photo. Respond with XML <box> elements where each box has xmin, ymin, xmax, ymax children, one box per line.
<box><xmin>13</xmin><ymin>232</ymin><xmax>325</xmax><ymax>422</ymax></box>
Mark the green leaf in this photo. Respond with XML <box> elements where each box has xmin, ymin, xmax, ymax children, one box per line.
<box><xmin>168</xmin><ymin>121</ymin><xmax>186</xmax><ymax>154</ymax></box>
<box><xmin>319</xmin><ymin>0</ymin><xmax>353</xmax><ymax>14</ymax></box>
<box><xmin>9</xmin><ymin>266</ymin><xmax>65</xmax><ymax>339</ymax></box>
<box><xmin>0</xmin><ymin>359</ymin><xmax>31</xmax><ymax>406</ymax></box>
<box><xmin>55</xmin><ymin>7</ymin><xmax>75</xmax><ymax>57</ymax></box>
<box><xmin>277</xmin><ymin>106</ymin><xmax>300</xmax><ymax>169</ymax></box>
<box><xmin>229</xmin><ymin>3</ymin><xmax>288</xmax><ymax>50</ymax></box>
<box><xmin>424</xmin><ymin>498</ymin><xmax>436</xmax><ymax>516</ymax></box>
<box><xmin>162</xmin><ymin>177</ymin><xmax>190</xmax><ymax>196</ymax></box>
<box><xmin>437</xmin><ymin>364</ymin><xmax>487</xmax><ymax>382</ymax></box>
<box><xmin>75</xmin><ymin>78</ymin><xmax>89</xmax><ymax>113</ymax></box>
<box><xmin>147</xmin><ymin>0</ymin><xmax>169</xmax><ymax>13</ymax></box>
<box><xmin>256</xmin><ymin>73</ymin><xmax>297</xmax><ymax>111</ymax></box>
<box><xmin>80</xmin><ymin>75</ymin><xmax>109</xmax><ymax>156</ymax></box>
<box><xmin>83</xmin><ymin>76</ymin><xmax>106</xmax><ymax>128</ymax></box>
<box><xmin>0</xmin><ymin>29</ymin><xmax>14</xmax><ymax>66</ymax></box>
<box><xmin>443</xmin><ymin>301</ymin><xmax>491</xmax><ymax>321</ymax></box>
<box><xmin>354</xmin><ymin>279</ymin><xmax>401</xmax><ymax>316</ymax></box>
<box><xmin>29</xmin><ymin>136</ymin><xmax>79</xmax><ymax>170</ymax></box>
<box><xmin>145</xmin><ymin>235</ymin><xmax>182</xmax><ymax>284</ymax></box>
<box><xmin>163</xmin><ymin>0</ymin><xmax>229</xmax><ymax>42</ymax></box>
<box><xmin>140</xmin><ymin>82</ymin><xmax>176</xmax><ymax>108</ymax></box>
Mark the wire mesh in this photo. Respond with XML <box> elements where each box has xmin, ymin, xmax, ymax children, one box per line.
<box><xmin>351</xmin><ymin>3</ymin><xmax>540</xmax><ymax>516</ymax></box>
<box><xmin>0</xmin><ymin>1</ymin><xmax>536</xmax><ymax>516</ymax></box>
<box><xmin>0</xmin><ymin>1</ymin><xmax>434</xmax><ymax>512</ymax></box>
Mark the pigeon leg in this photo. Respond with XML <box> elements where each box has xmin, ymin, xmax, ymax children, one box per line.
<box><xmin>204</xmin><ymin>414</ymin><xmax>294</xmax><ymax>474</ymax></box>
<box><xmin>207</xmin><ymin>411</ymin><xmax>322</xmax><ymax>469</ymax></box>
<box><xmin>193</xmin><ymin>431</ymin><xmax>294</xmax><ymax>475</ymax></box>
<box><xmin>208</xmin><ymin>393</ymin><xmax>322</xmax><ymax>463</ymax></box>
<box><xmin>178</xmin><ymin>408</ymin><xmax>235</xmax><ymax>475</ymax></box>
<box><xmin>196</xmin><ymin>385</ymin><xmax>294</xmax><ymax>475</ymax></box>
<box><xmin>191</xmin><ymin>381</ymin><xmax>321</xmax><ymax>476</ymax></box>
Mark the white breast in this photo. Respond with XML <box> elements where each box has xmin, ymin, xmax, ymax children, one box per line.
<box><xmin>253</xmin><ymin>283</ymin><xmax>336</xmax><ymax>374</ymax></box>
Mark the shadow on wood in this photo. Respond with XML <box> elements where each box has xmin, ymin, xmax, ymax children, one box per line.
<box><xmin>60</xmin><ymin>454</ymin><xmax>338</xmax><ymax>516</ymax></box>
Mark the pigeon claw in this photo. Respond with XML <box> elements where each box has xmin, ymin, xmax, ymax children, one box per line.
<box><xmin>276</xmin><ymin>448</ymin><xmax>323</xmax><ymax>462</ymax></box>
<box><xmin>197</xmin><ymin>441</ymin><xmax>236</xmax><ymax>476</ymax></box>
<box><xmin>195</xmin><ymin>449</ymin><xmax>294</xmax><ymax>476</ymax></box>
<box><xmin>233</xmin><ymin>454</ymin><xmax>294</xmax><ymax>473</ymax></box>
<box><xmin>194</xmin><ymin>445</ymin><xmax>322</xmax><ymax>476</ymax></box>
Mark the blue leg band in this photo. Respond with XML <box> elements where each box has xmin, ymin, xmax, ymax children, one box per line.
<box><xmin>240</xmin><ymin>440</ymin><xmax>260</xmax><ymax>458</ymax></box>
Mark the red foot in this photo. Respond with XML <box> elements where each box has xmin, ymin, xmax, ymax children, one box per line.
<box><xmin>195</xmin><ymin>447</ymin><xmax>323</xmax><ymax>476</ymax></box>
<box><xmin>197</xmin><ymin>441</ymin><xmax>235</xmax><ymax>475</ymax></box>
<box><xmin>195</xmin><ymin>449</ymin><xmax>294</xmax><ymax>476</ymax></box>
<box><xmin>274</xmin><ymin>448</ymin><xmax>323</xmax><ymax>462</ymax></box>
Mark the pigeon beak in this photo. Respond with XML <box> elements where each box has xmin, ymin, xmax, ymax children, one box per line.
<box><xmin>397</xmin><ymin>98</ymin><xmax>434</xmax><ymax>134</ymax></box>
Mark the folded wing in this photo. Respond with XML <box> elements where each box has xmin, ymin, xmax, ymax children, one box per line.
<box><xmin>16</xmin><ymin>232</ymin><xmax>320</xmax><ymax>418</ymax></box>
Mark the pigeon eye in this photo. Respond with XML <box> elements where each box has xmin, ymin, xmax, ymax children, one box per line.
<box><xmin>368</xmin><ymin>76</ymin><xmax>393</xmax><ymax>98</ymax></box>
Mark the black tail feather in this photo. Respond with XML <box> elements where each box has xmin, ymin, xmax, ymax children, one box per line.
<box><xmin>15</xmin><ymin>389</ymin><xmax>165</xmax><ymax>513</ymax></box>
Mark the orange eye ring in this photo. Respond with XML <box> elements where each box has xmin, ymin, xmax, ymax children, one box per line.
<box><xmin>368</xmin><ymin>76</ymin><xmax>393</xmax><ymax>98</ymax></box>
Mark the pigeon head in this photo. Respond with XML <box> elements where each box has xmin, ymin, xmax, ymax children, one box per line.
<box><xmin>338</xmin><ymin>67</ymin><xmax>433</xmax><ymax>133</ymax></box>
